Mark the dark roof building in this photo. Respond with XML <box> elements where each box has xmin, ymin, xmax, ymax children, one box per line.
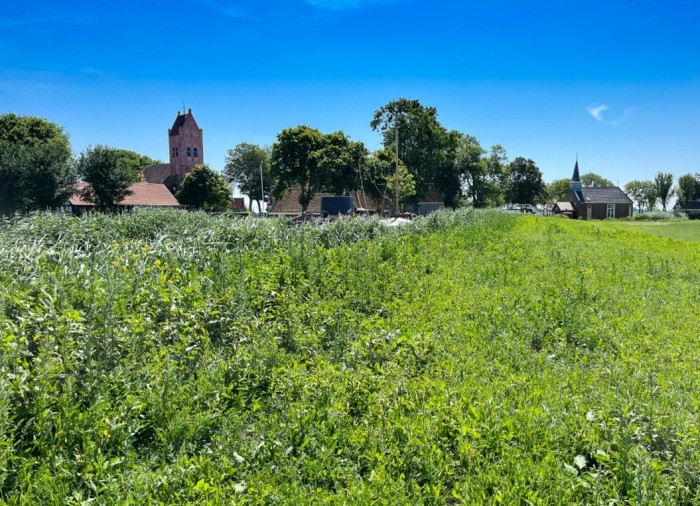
<box><xmin>562</xmin><ymin>161</ymin><xmax>633</xmax><ymax>219</ymax></box>
<box><xmin>268</xmin><ymin>186</ymin><xmax>386</xmax><ymax>217</ymax></box>
<box><xmin>268</xmin><ymin>186</ymin><xmax>330</xmax><ymax>216</ymax></box>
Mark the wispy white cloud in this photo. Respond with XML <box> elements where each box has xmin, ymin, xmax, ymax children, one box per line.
<box><xmin>305</xmin><ymin>0</ymin><xmax>402</xmax><ymax>9</ymax></box>
<box><xmin>611</xmin><ymin>107</ymin><xmax>637</xmax><ymax>126</ymax></box>
<box><xmin>586</xmin><ymin>104</ymin><xmax>608</xmax><ymax>121</ymax></box>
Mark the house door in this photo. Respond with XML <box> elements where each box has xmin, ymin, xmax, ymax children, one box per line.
<box><xmin>586</xmin><ymin>205</ymin><xmax>592</xmax><ymax>220</ymax></box>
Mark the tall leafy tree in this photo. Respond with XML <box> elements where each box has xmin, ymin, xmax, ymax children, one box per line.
<box><xmin>654</xmin><ymin>171</ymin><xmax>675</xmax><ymax>211</ymax></box>
<box><xmin>641</xmin><ymin>181</ymin><xmax>658</xmax><ymax>211</ymax></box>
<box><xmin>581</xmin><ymin>172</ymin><xmax>613</xmax><ymax>187</ymax></box>
<box><xmin>359</xmin><ymin>148</ymin><xmax>413</xmax><ymax>214</ymax></box>
<box><xmin>271</xmin><ymin>125</ymin><xmax>329</xmax><ymax>213</ymax></box>
<box><xmin>485</xmin><ymin>145</ymin><xmax>509</xmax><ymax>205</ymax></box>
<box><xmin>676</xmin><ymin>173</ymin><xmax>699</xmax><ymax>211</ymax></box>
<box><xmin>76</xmin><ymin>145</ymin><xmax>143</xmax><ymax>211</ymax></box>
<box><xmin>546</xmin><ymin>179</ymin><xmax>571</xmax><ymax>203</ymax></box>
<box><xmin>271</xmin><ymin>126</ymin><xmax>364</xmax><ymax>213</ymax></box>
<box><xmin>176</xmin><ymin>164</ymin><xmax>232</xmax><ymax>211</ymax></box>
<box><xmin>312</xmin><ymin>131</ymin><xmax>367</xmax><ymax>196</ymax></box>
<box><xmin>224</xmin><ymin>143</ymin><xmax>272</xmax><ymax>213</ymax></box>
<box><xmin>454</xmin><ymin>133</ymin><xmax>487</xmax><ymax>207</ymax></box>
<box><xmin>624</xmin><ymin>180</ymin><xmax>657</xmax><ymax>212</ymax></box>
<box><xmin>113</xmin><ymin>149</ymin><xmax>160</xmax><ymax>174</ymax></box>
<box><xmin>503</xmin><ymin>157</ymin><xmax>545</xmax><ymax>205</ymax></box>
<box><xmin>624</xmin><ymin>181</ymin><xmax>645</xmax><ymax>212</ymax></box>
<box><xmin>0</xmin><ymin>113</ymin><xmax>75</xmax><ymax>216</ymax></box>
<box><xmin>370</xmin><ymin>98</ymin><xmax>457</xmax><ymax>205</ymax></box>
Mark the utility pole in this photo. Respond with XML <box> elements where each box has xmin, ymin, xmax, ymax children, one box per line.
<box><xmin>395</xmin><ymin>114</ymin><xmax>399</xmax><ymax>217</ymax></box>
<box><xmin>259</xmin><ymin>162</ymin><xmax>265</xmax><ymax>217</ymax></box>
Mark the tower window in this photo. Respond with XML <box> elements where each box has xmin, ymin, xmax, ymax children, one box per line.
<box><xmin>187</xmin><ymin>147</ymin><xmax>192</xmax><ymax>157</ymax></box>
<box><xmin>193</xmin><ymin>147</ymin><xmax>198</xmax><ymax>158</ymax></box>
<box><xmin>175</xmin><ymin>147</ymin><xmax>179</xmax><ymax>157</ymax></box>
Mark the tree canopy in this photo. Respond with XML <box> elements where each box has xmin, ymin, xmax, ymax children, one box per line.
<box><xmin>0</xmin><ymin>114</ymin><xmax>75</xmax><ymax>216</ymax></box>
<box><xmin>676</xmin><ymin>174</ymin><xmax>698</xmax><ymax>210</ymax></box>
<box><xmin>224</xmin><ymin>143</ymin><xmax>272</xmax><ymax>213</ymax></box>
<box><xmin>271</xmin><ymin>126</ymin><xmax>365</xmax><ymax>213</ymax></box>
<box><xmin>370</xmin><ymin>98</ymin><xmax>459</xmax><ymax>206</ymax></box>
<box><xmin>503</xmin><ymin>157</ymin><xmax>545</xmax><ymax>205</ymax></box>
<box><xmin>76</xmin><ymin>145</ymin><xmax>144</xmax><ymax>211</ymax></box>
<box><xmin>654</xmin><ymin>172</ymin><xmax>675</xmax><ymax>212</ymax></box>
<box><xmin>176</xmin><ymin>164</ymin><xmax>232</xmax><ymax>211</ymax></box>
<box><xmin>580</xmin><ymin>172</ymin><xmax>613</xmax><ymax>187</ymax></box>
<box><xmin>546</xmin><ymin>178</ymin><xmax>571</xmax><ymax>203</ymax></box>
<box><xmin>624</xmin><ymin>180</ymin><xmax>657</xmax><ymax>212</ymax></box>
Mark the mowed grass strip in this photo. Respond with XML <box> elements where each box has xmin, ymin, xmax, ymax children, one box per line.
<box><xmin>617</xmin><ymin>218</ymin><xmax>700</xmax><ymax>243</ymax></box>
<box><xmin>1</xmin><ymin>209</ymin><xmax>700</xmax><ymax>504</ymax></box>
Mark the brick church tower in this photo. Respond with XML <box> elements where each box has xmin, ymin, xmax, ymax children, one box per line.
<box><xmin>168</xmin><ymin>108</ymin><xmax>203</xmax><ymax>176</ymax></box>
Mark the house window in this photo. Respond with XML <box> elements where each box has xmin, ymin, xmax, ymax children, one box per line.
<box><xmin>187</xmin><ymin>147</ymin><xmax>192</xmax><ymax>157</ymax></box>
<box><xmin>193</xmin><ymin>147</ymin><xmax>198</xmax><ymax>158</ymax></box>
<box><xmin>607</xmin><ymin>204</ymin><xmax>615</xmax><ymax>218</ymax></box>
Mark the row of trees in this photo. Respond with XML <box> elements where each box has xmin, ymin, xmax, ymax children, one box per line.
<box><xmin>225</xmin><ymin>99</ymin><xmax>548</xmax><ymax>213</ymax></box>
<box><xmin>6</xmin><ymin>105</ymin><xmax>696</xmax><ymax>217</ymax></box>
<box><xmin>623</xmin><ymin>172</ymin><xmax>697</xmax><ymax>212</ymax></box>
<box><xmin>0</xmin><ymin>113</ymin><xmax>234</xmax><ymax>215</ymax></box>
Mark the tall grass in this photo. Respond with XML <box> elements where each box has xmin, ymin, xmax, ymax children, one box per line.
<box><xmin>1</xmin><ymin>209</ymin><xmax>699</xmax><ymax>503</ymax></box>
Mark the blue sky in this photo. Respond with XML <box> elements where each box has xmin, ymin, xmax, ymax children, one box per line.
<box><xmin>2</xmin><ymin>0</ymin><xmax>699</xmax><ymax>188</ymax></box>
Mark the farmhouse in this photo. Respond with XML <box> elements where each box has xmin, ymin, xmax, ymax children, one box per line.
<box><xmin>63</xmin><ymin>182</ymin><xmax>179</xmax><ymax>215</ymax></box>
<box><xmin>268</xmin><ymin>186</ymin><xmax>387</xmax><ymax>218</ymax></box>
<box><xmin>556</xmin><ymin>162</ymin><xmax>633</xmax><ymax>219</ymax></box>
<box><xmin>142</xmin><ymin>109</ymin><xmax>204</xmax><ymax>193</ymax></box>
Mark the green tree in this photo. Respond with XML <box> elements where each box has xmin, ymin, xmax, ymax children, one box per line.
<box><xmin>270</xmin><ymin>125</ymin><xmax>328</xmax><ymax>213</ymax></box>
<box><xmin>654</xmin><ymin>172</ymin><xmax>675</xmax><ymax>212</ymax></box>
<box><xmin>312</xmin><ymin>131</ymin><xmax>367</xmax><ymax>196</ymax></box>
<box><xmin>386</xmin><ymin>160</ymin><xmax>416</xmax><ymax>213</ymax></box>
<box><xmin>624</xmin><ymin>181</ymin><xmax>645</xmax><ymax>212</ymax></box>
<box><xmin>546</xmin><ymin>179</ymin><xmax>571</xmax><ymax>203</ymax></box>
<box><xmin>0</xmin><ymin>113</ymin><xmax>75</xmax><ymax>216</ymax></box>
<box><xmin>641</xmin><ymin>181</ymin><xmax>658</xmax><ymax>211</ymax></box>
<box><xmin>359</xmin><ymin>148</ymin><xmax>413</xmax><ymax>214</ymax></box>
<box><xmin>454</xmin><ymin>133</ymin><xmax>488</xmax><ymax>207</ymax></box>
<box><xmin>676</xmin><ymin>173</ymin><xmax>699</xmax><ymax>211</ymax></box>
<box><xmin>624</xmin><ymin>180</ymin><xmax>657</xmax><ymax>212</ymax></box>
<box><xmin>504</xmin><ymin>157</ymin><xmax>545</xmax><ymax>205</ymax></box>
<box><xmin>580</xmin><ymin>172</ymin><xmax>613</xmax><ymax>187</ymax></box>
<box><xmin>76</xmin><ymin>145</ymin><xmax>143</xmax><ymax>211</ymax></box>
<box><xmin>224</xmin><ymin>143</ymin><xmax>272</xmax><ymax>213</ymax></box>
<box><xmin>370</xmin><ymin>98</ymin><xmax>457</xmax><ymax>205</ymax></box>
<box><xmin>175</xmin><ymin>164</ymin><xmax>232</xmax><ymax>211</ymax></box>
<box><xmin>113</xmin><ymin>149</ymin><xmax>160</xmax><ymax>175</ymax></box>
<box><xmin>485</xmin><ymin>145</ymin><xmax>509</xmax><ymax>206</ymax></box>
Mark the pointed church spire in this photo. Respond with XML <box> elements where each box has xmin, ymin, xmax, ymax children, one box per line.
<box><xmin>570</xmin><ymin>160</ymin><xmax>583</xmax><ymax>196</ymax></box>
<box><xmin>572</xmin><ymin>160</ymin><xmax>581</xmax><ymax>182</ymax></box>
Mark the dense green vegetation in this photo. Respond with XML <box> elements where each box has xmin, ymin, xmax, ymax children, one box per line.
<box><xmin>2</xmin><ymin>209</ymin><xmax>700</xmax><ymax>504</ymax></box>
<box><xmin>619</xmin><ymin>219</ymin><xmax>700</xmax><ymax>243</ymax></box>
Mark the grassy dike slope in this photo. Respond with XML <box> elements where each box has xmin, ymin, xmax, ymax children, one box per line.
<box><xmin>1</xmin><ymin>210</ymin><xmax>700</xmax><ymax>504</ymax></box>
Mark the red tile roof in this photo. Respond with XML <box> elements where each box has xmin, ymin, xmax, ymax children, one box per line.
<box><xmin>142</xmin><ymin>164</ymin><xmax>173</xmax><ymax>184</ymax></box>
<box><xmin>268</xmin><ymin>186</ymin><xmax>329</xmax><ymax>215</ymax></box>
<box><xmin>69</xmin><ymin>182</ymin><xmax>179</xmax><ymax>207</ymax></box>
<box><xmin>269</xmin><ymin>187</ymin><xmax>387</xmax><ymax>215</ymax></box>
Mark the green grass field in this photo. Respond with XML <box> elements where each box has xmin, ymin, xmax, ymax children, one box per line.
<box><xmin>2</xmin><ymin>210</ymin><xmax>700</xmax><ymax>504</ymax></box>
<box><xmin>617</xmin><ymin>219</ymin><xmax>700</xmax><ymax>243</ymax></box>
